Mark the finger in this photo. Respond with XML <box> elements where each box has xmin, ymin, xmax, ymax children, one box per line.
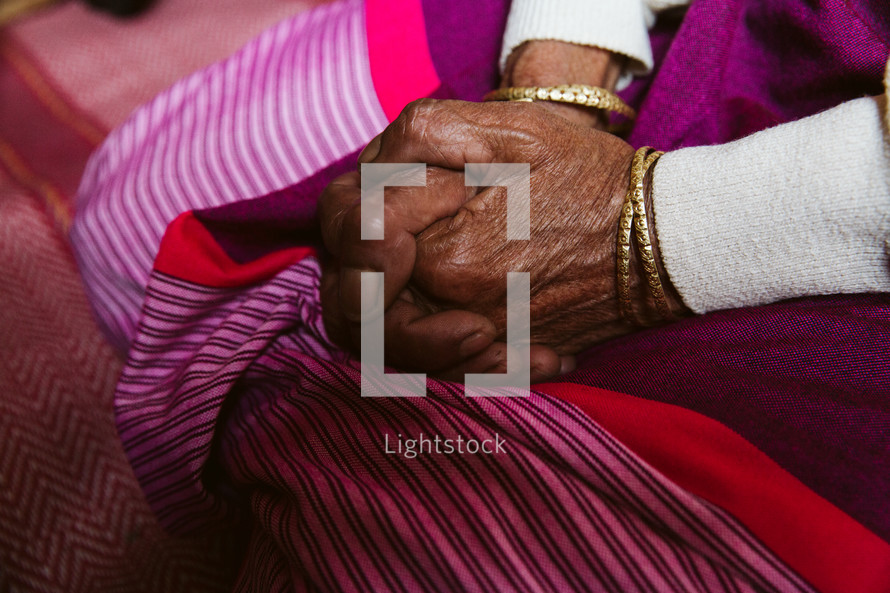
<box><xmin>432</xmin><ymin>342</ymin><xmax>562</xmax><ymax>384</ymax></box>
<box><xmin>357</xmin><ymin>133</ymin><xmax>382</xmax><ymax>164</ymax></box>
<box><xmin>319</xmin><ymin>167</ymin><xmax>451</xmax><ymax>255</ymax></box>
<box><xmin>334</xmin><ymin>167</ymin><xmax>473</xmax><ymax>321</ymax></box>
<box><xmin>433</xmin><ymin>342</ymin><xmax>508</xmax><ymax>382</ymax></box>
<box><xmin>559</xmin><ymin>355</ymin><xmax>577</xmax><ymax>375</ymax></box>
<box><xmin>529</xmin><ymin>345</ymin><xmax>562</xmax><ymax>383</ymax></box>
<box><xmin>319</xmin><ymin>258</ymin><xmax>355</xmax><ymax>353</ymax></box>
<box><xmin>317</xmin><ymin>171</ymin><xmax>361</xmax><ymax>257</ymax></box>
<box><xmin>370</xmin><ymin>98</ymin><xmax>551</xmax><ymax>169</ymax></box>
<box><xmin>374</xmin><ymin>297</ymin><xmax>498</xmax><ymax>372</ymax></box>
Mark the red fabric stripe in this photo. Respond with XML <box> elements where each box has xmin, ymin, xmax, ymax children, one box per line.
<box><xmin>365</xmin><ymin>0</ymin><xmax>440</xmax><ymax>122</ymax></box>
<box><xmin>537</xmin><ymin>381</ymin><xmax>890</xmax><ymax>593</ymax></box>
<box><xmin>154</xmin><ymin>212</ymin><xmax>315</xmax><ymax>288</ymax></box>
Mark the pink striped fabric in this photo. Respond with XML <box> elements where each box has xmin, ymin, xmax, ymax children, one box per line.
<box><xmin>69</xmin><ymin>0</ymin><xmax>387</xmax><ymax>352</ymax></box>
<box><xmin>116</xmin><ymin>253</ymin><xmax>817</xmax><ymax>593</ymax></box>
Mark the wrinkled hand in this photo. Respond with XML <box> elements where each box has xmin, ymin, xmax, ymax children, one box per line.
<box><xmin>319</xmin><ymin>99</ymin><xmax>682</xmax><ymax>380</ymax></box>
<box><xmin>502</xmin><ymin>40</ymin><xmax>624</xmax><ymax>128</ymax></box>
<box><xmin>319</xmin><ymin>167</ymin><xmax>549</xmax><ymax>380</ymax></box>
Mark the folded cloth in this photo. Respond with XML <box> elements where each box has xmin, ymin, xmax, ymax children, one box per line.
<box><xmin>68</xmin><ymin>0</ymin><xmax>890</xmax><ymax>591</ymax></box>
<box><xmin>117</xmin><ymin>179</ymin><xmax>890</xmax><ymax>593</ymax></box>
<box><xmin>0</xmin><ymin>1</ymin><xmax>324</xmax><ymax>590</ymax></box>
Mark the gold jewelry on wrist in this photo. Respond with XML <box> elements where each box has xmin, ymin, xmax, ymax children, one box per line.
<box><xmin>630</xmin><ymin>149</ymin><xmax>672</xmax><ymax>321</ymax></box>
<box><xmin>616</xmin><ymin>151</ymin><xmax>642</xmax><ymax>323</ymax></box>
<box><xmin>484</xmin><ymin>84</ymin><xmax>636</xmax><ymax>120</ymax></box>
<box><xmin>618</xmin><ymin>147</ymin><xmax>673</xmax><ymax>325</ymax></box>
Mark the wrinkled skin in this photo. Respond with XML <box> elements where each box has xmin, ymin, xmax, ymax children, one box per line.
<box><xmin>318</xmin><ymin>44</ymin><xmax>685</xmax><ymax>382</ymax></box>
<box><xmin>502</xmin><ymin>40</ymin><xmax>624</xmax><ymax>128</ymax></box>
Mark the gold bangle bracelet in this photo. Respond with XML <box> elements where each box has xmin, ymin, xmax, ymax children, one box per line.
<box><xmin>616</xmin><ymin>149</ymin><xmax>646</xmax><ymax>324</ymax></box>
<box><xmin>618</xmin><ymin>147</ymin><xmax>673</xmax><ymax>325</ymax></box>
<box><xmin>484</xmin><ymin>84</ymin><xmax>636</xmax><ymax>120</ymax></box>
<box><xmin>630</xmin><ymin>148</ymin><xmax>673</xmax><ymax>321</ymax></box>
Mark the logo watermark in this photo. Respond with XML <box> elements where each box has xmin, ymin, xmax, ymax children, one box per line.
<box><xmin>358</xmin><ymin>163</ymin><xmax>533</xmax><ymax>398</ymax></box>
<box><xmin>384</xmin><ymin>432</ymin><xmax>507</xmax><ymax>458</ymax></box>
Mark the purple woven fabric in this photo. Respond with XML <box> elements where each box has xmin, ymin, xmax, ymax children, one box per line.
<box><xmin>604</xmin><ymin>0</ymin><xmax>890</xmax><ymax>540</ymax></box>
<box><xmin>624</xmin><ymin>0</ymin><xmax>888</xmax><ymax>149</ymax></box>
<box><xmin>566</xmin><ymin>295</ymin><xmax>890</xmax><ymax>539</ymax></box>
<box><xmin>420</xmin><ymin>0</ymin><xmax>507</xmax><ymax>101</ymax></box>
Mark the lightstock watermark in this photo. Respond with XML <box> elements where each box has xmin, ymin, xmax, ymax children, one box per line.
<box><xmin>358</xmin><ymin>162</ymin><xmax>532</xmax><ymax>400</ymax></box>
<box><xmin>384</xmin><ymin>433</ymin><xmax>507</xmax><ymax>459</ymax></box>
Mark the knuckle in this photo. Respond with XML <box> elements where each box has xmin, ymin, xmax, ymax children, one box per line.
<box><xmin>417</xmin><ymin>249</ymin><xmax>489</xmax><ymax>304</ymax></box>
<box><xmin>401</xmin><ymin>97</ymin><xmax>435</xmax><ymax>119</ymax></box>
<box><xmin>396</xmin><ymin>98</ymin><xmax>436</xmax><ymax>142</ymax></box>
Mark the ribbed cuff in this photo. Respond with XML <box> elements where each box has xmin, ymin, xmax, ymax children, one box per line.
<box><xmin>651</xmin><ymin>96</ymin><xmax>890</xmax><ymax>313</ymax></box>
<box><xmin>500</xmin><ymin>0</ymin><xmax>654</xmax><ymax>90</ymax></box>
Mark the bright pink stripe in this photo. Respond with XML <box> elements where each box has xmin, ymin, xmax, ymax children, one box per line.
<box><xmin>365</xmin><ymin>0</ymin><xmax>441</xmax><ymax>121</ymax></box>
<box><xmin>70</xmin><ymin>0</ymin><xmax>388</xmax><ymax>350</ymax></box>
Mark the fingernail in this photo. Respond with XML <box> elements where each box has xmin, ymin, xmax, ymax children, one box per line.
<box><xmin>559</xmin><ymin>355</ymin><xmax>577</xmax><ymax>374</ymax></box>
<box><xmin>459</xmin><ymin>331</ymin><xmax>490</xmax><ymax>358</ymax></box>
<box><xmin>358</xmin><ymin>135</ymin><xmax>382</xmax><ymax>164</ymax></box>
<box><xmin>340</xmin><ymin>267</ymin><xmax>380</xmax><ymax>322</ymax></box>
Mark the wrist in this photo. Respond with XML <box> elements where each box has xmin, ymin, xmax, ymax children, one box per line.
<box><xmin>502</xmin><ymin>40</ymin><xmax>624</xmax><ymax>128</ymax></box>
<box><xmin>617</xmin><ymin>150</ymin><xmax>690</xmax><ymax>328</ymax></box>
<box><xmin>635</xmin><ymin>161</ymin><xmax>689</xmax><ymax>322</ymax></box>
<box><xmin>503</xmin><ymin>40</ymin><xmax>623</xmax><ymax>90</ymax></box>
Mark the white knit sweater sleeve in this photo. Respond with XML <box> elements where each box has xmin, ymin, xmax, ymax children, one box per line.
<box><xmin>499</xmin><ymin>0</ymin><xmax>690</xmax><ymax>87</ymax></box>
<box><xmin>652</xmin><ymin>95</ymin><xmax>890</xmax><ymax>313</ymax></box>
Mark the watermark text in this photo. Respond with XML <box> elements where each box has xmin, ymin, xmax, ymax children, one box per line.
<box><xmin>383</xmin><ymin>433</ymin><xmax>507</xmax><ymax>459</ymax></box>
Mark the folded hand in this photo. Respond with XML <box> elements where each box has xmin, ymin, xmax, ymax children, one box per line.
<box><xmin>319</xmin><ymin>99</ymin><xmax>681</xmax><ymax>381</ymax></box>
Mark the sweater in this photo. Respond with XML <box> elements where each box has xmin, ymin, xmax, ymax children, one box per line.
<box><xmin>502</xmin><ymin>0</ymin><xmax>890</xmax><ymax>313</ymax></box>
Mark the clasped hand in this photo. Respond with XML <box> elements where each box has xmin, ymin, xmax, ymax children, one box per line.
<box><xmin>318</xmin><ymin>97</ymin><xmax>673</xmax><ymax>382</ymax></box>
